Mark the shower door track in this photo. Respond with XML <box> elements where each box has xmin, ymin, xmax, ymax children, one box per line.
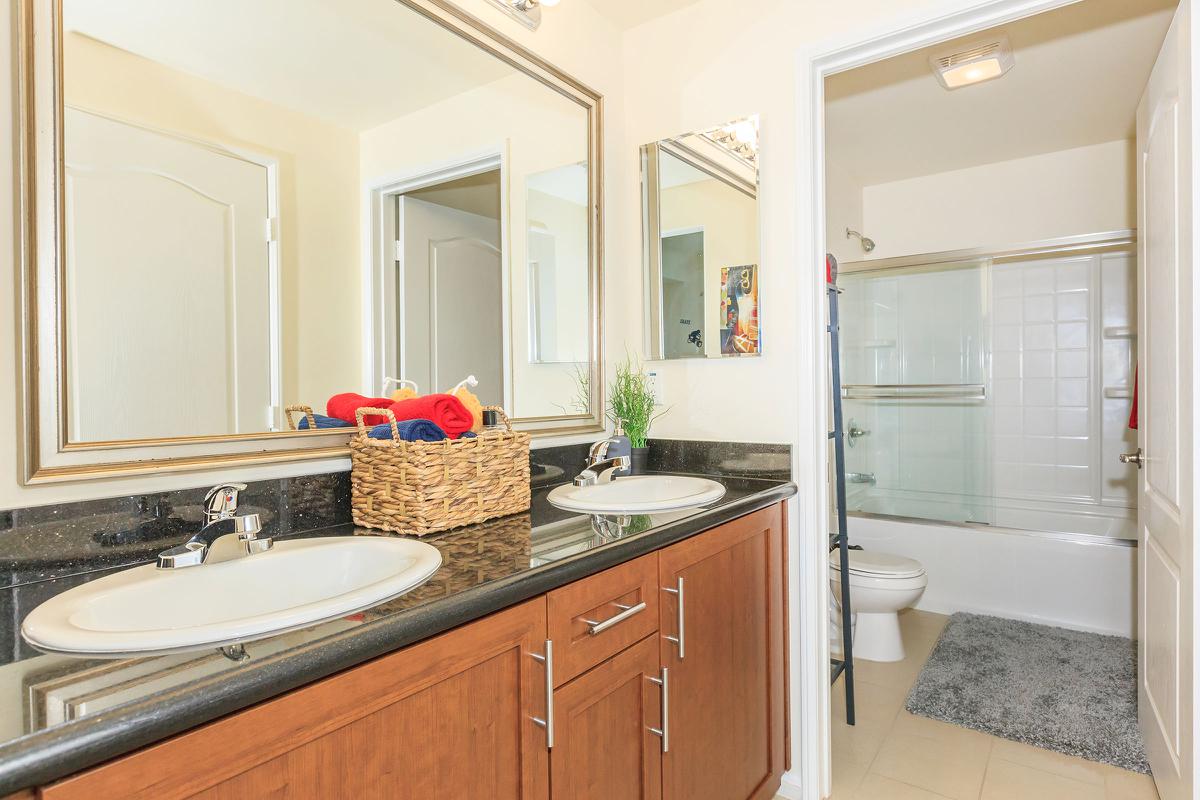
<box><xmin>837</xmin><ymin>229</ymin><xmax>1136</xmax><ymax>274</ymax></box>
<box><xmin>847</xmin><ymin>510</ymin><xmax>1138</xmax><ymax>548</ymax></box>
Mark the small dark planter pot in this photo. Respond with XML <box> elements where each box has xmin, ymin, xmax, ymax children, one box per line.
<box><xmin>630</xmin><ymin>447</ymin><xmax>649</xmax><ymax>475</ymax></box>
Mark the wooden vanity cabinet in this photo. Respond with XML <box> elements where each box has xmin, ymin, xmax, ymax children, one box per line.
<box><xmin>658</xmin><ymin>504</ymin><xmax>787</xmax><ymax>800</ymax></box>
<box><xmin>549</xmin><ymin>635</ymin><xmax>663</xmax><ymax>800</ymax></box>
<box><xmin>41</xmin><ymin>599</ymin><xmax>551</xmax><ymax>800</ymax></box>
<box><xmin>36</xmin><ymin>503</ymin><xmax>787</xmax><ymax>800</ymax></box>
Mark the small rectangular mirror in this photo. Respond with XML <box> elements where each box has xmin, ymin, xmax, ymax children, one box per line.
<box><xmin>642</xmin><ymin>116</ymin><xmax>760</xmax><ymax>359</ymax></box>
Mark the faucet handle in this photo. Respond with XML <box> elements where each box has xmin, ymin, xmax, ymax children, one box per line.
<box><xmin>587</xmin><ymin>438</ymin><xmax>613</xmax><ymax>464</ymax></box>
<box><xmin>204</xmin><ymin>482</ymin><xmax>247</xmax><ymax>523</ymax></box>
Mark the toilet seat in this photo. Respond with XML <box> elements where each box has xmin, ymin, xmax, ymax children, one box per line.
<box><xmin>841</xmin><ymin>550</ymin><xmax>925</xmax><ymax>579</ymax></box>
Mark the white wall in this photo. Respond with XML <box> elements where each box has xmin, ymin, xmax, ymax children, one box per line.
<box><xmin>859</xmin><ymin>139</ymin><xmax>1135</xmax><ymax>259</ymax></box>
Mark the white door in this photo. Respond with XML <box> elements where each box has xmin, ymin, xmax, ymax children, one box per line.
<box><xmin>1135</xmin><ymin>4</ymin><xmax>1196</xmax><ymax>797</ymax></box>
<box><xmin>64</xmin><ymin>108</ymin><xmax>273</xmax><ymax>441</ymax></box>
<box><xmin>397</xmin><ymin>195</ymin><xmax>504</xmax><ymax>406</ymax></box>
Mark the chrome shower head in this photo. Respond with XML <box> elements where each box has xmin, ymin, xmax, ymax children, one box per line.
<box><xmin>846</xmin><ymin>228</ymin><xmax>875</xmax><ymax>253</ymax></box>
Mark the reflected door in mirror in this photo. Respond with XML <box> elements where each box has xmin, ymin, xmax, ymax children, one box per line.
<box><xmin>64</xmin><ymin>108</ymin><xmax>274</xmax><ymax>441</ymax></box>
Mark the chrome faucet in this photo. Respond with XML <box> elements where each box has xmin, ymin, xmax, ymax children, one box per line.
<box><xmin>156</xmin><ymin>483</ymin><xmax>272</xmax><ymax>569</ymax></box>
<box><xmin>573</xmin><ymin>438</ymin><xmax>631</xmax><ymax>487</ymax></box>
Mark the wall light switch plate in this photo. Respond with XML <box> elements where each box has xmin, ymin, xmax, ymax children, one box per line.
<box><xmin>647</xmin><ymin>370</ymin><xmax>664</xmax><ymax>405</ymax></box>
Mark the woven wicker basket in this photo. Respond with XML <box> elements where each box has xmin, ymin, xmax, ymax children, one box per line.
<box><xmin>349</xmin><ymin>405</ymin><xmax>530</xmax><ymax>536</ymax></box>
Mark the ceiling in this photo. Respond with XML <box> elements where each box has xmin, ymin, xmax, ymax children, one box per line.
<box><xmin>408</xmin><ymin>170</ymin><xmax>502</xmax><ymax>219</ymax></box>
<box><xmin>582</xmin><ymin>0</ymin><xmax>702</xmax><ymax>30</ymax></box>
<box><xmin>825</xmin><ymin>0</ymin><xmax>1177</xmax><ymax>187</ymax></box>
<box><xmin>64</xmin><ymin>0</ymin><xmax>515</xmax><ymax>131</ymax></box>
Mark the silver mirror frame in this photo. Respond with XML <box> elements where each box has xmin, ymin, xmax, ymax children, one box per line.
<box><xmin>641</xmin><ymin>127</ymin><xmax>759</xmax><ymax>361</ymax></box>
<box><xmin>16</xmin><ymin>0</ymin><xmax>604</xmax><ymax>483</ymax></box>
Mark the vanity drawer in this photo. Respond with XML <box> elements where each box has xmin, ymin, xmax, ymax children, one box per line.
<box><xmin>547</xmin><ymin>553</ymin><xmax>659</xmax><ymax>686</ymax></box>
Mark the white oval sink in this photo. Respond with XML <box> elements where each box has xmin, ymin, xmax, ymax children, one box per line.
<box><xmin>21</xmin><ymin>536</ymin><xmax>441</xmax><ymax>658</ymax></box>
<box><xmin>547</xmin><ymin>475</ymin><xmax>726</xmax><ymax>514</ymax></box>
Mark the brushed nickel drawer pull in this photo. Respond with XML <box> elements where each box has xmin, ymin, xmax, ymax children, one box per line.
<box><xmin>663</xmin><ymin>577</ymin><xmax>685</xmax><ymax>659</ymax></box>
<box><xmin>648</xmin><ymin>666</ymin><xmax>669</xmax><ymax>753</ymax></box>
<box><xmin>583</xmin><ymin>601</ymin><xmax>647</xmax><ymax>635</ymax></box>
<box><xmin>530</xmin><ymin>640</ymin><xmax>554</xmax><ymax>748</ymax></box>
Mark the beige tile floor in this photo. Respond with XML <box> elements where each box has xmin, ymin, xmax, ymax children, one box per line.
<box><xmin>829</xmin><ymin>609</ymin><xmax>1160</xmax><ymax>800</ymax></box>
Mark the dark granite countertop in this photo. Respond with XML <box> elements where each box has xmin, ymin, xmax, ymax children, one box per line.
<box><xmin>0</xmin><ymin>475</ymin><xmax>795</xmax><ymax>794</ymax></box>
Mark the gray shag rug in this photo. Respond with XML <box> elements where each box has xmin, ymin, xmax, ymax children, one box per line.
<box><xmin>905</xmin><ymin>612</ymin><xmax>1149</xmax><ymax>774</ymax></box>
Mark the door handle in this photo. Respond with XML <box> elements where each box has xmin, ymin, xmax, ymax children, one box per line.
<box><xmin>1119</xmin><ymin>448</ymin><xmax>1144</xmax><ymax>468</ymax></box>
<box><xmin>530</xmin><ymin>641</ymin><xmax>554</xmax><ymax>748</ymax></box>
<box><xmin>583</xmin><ymin>601</ymin><xmax>647</xmax><ymax>636</ymax></box>
<box><xmin>647</xmin><ymin>667</ymin><xmax>669</xmax><ymax>753</ymax></box>
<box><xmin>663</xmin><ymin>577</ymin><xmax>685</xmax><ymax>659</ymax></box>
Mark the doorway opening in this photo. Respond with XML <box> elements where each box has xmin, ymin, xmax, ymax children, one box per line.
<box><xmin>815</xmin><ymin>0</ymin><xmax>1182</xmax><ymax>797</ymax></box>
<box><xmin>370</xmin><ymin>155</ymin><xmax>509</xmax><ymax>408</ymax></box>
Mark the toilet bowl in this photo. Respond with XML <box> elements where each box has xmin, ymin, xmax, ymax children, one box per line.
<box><xmin>830</xmin><ymin>550</ymin><xmax>927</xmax><ymax>662</ymax></box>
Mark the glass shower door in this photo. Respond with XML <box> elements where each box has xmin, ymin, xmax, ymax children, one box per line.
<box><xmin>838</xmin><ymin>260</ymin><xmax>992</xmax><ymax>525</ymax></box>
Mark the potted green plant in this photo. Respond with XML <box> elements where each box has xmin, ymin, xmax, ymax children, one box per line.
<box><xmin>608</xmin><ymin>355</ymin><xmax>665</xmax><ymax>474</ymax></box>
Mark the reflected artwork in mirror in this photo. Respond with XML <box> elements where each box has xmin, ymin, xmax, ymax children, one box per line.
<box><xmin>641</xmin><ymin>116</ymin><xmax>760</xmax><ymax>360</ymax></box>
<box><xmin>20</xmin><ymin>0</ymin><xmax>603</xmax><ymax>479</ymax></box>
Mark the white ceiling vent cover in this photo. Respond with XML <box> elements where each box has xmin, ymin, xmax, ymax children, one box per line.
<box><xmin>929</xmin><ymin>34</ymin><xmax>1015</xmax><ymax>90</ymax></box>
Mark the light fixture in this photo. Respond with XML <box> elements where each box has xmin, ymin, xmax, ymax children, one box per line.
<box><xmin>702</xmin><ymin>116</ymin><xmax>759</xmax><ymax>167</ymax></box>
<box><xmin>486</xmin><ymin>0</ymin><xmax>560</xmax><ymax>30</ymax></box>
<box><xmin>930</xmin><ymin>34</ymin><xmax>1014</xmax><ymax>90</ymax></box>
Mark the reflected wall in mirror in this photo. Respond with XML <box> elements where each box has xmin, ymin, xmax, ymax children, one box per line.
<box><xmin>642</xmin><ymin>117</ymin><xmax>760</xmax><ymax>359</ymax></box>
<box><xmin>23</xmin><ymin>0</ymin><xmax>603</xmax><ymax>478</ymax></box>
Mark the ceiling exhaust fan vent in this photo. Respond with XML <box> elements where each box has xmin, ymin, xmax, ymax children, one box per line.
<box><xmin>930</xmin><ymin>34</ymin><xmax>1014</xmax><ymax>90</ymax></box>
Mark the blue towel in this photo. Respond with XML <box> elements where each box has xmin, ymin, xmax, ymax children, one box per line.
<box><xmin>367</xmin><ymin>418</ymin><xmax>448</xmax><ymax>442</ymax></box>
<box><xmin>297</xmin><ymin>413</ymin><xmax>353</xmax><ymax>430</ymax></box>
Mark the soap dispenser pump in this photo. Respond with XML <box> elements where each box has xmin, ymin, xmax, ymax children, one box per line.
<box><xmin>608</xmin><ymin>421</ymin><xmax>633</xmax><ymax>477</ymax></box>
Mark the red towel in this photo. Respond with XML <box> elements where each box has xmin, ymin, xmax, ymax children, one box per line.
<box><xmin>327</xmin><ymin>393</ymin><xmax>395</xmax><ymax>427</ymax></box>
<box><xmin>1129</xmin><ymin>364</ymin><xmax>1139</xmax><ymax>430</ymax></box>
<box><xmin>388</xmin><ymin>394</ymin><xmax>475</xmax><ymax>439</ymax></box>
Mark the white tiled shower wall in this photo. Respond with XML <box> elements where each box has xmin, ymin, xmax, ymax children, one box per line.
<box><xmin>841</xmin><ymin>251</ymin><xmax>1137</xmax><ymax>538</ymax></box>
<box><xmin>989</xmin><ymin>252</ymin><xmax>1137</xmax><ymax>535</ymax></box>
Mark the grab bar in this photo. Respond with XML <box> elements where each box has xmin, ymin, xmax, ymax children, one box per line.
<box><xmin>842</xmin><ymin>383</ymin><xmax>986</xmax><ymax>400</ymax></box>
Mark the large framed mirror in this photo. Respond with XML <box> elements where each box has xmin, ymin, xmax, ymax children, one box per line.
<box><xmin>18</xmin><ymin>0</ymin><xmax>603</xmax><ymax>482</ymax></box>
<box><xmin>641</xmin><ymin>116</ymin><xmax>759</xmax><ymax>359</ymax></box>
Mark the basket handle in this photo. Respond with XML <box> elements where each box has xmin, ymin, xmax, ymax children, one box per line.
<box><xmin>355</xmin><ymin>407</ymin><xmax>401</xmax><ymax>443</ymax></box>
<box><xmin>285</xmin><ymin>404</ymin><xmax>317</xmax><ymax>431</ymax></box>
<box><xmin>482</xmin><ymin>405</ymin><xmax>513</xmax><ymax>432</ymax></box>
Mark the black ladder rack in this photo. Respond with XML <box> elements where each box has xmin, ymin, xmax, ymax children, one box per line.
<box><xmin>827</xmin><ymin>257</ymin><xmax>856</xmax><ymax>726</ymax></box>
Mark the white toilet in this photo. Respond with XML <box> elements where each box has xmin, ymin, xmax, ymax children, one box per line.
<box><xmin>830</xmin><ymin>549</ymin><xmax>927</xmax><ymax>662</ymax></box>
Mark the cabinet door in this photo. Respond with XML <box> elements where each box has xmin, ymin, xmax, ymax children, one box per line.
<box><xmin>42</xmin><ymin>599</ymin><xmax>551</xmax><ymax>800</ymax></box>
<box><xmin>550</xmin><ymin>635</ymin><xmax>663</xmax><ymax>800</ymax></box>
<box><xmin>658</xmin><ymin>504</ymin><xmax>786</xmax><ymax>800</ymax></box>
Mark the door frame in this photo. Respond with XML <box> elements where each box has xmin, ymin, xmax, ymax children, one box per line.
<box><xmin>363</xmin><ymin>150</ymin><xmax>510</xmax><ymax>404</ymax></box>
<box><xmin>791</xmin><ymin>1</ymin><xmax>1098</xmax><ymax>797</ymax></box>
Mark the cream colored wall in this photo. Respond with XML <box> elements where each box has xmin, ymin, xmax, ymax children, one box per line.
<box><xmin>860</xmin><ymin>139</ymin><xmax>1136</xmax><ymax>259</ymax></box>
<box><xmin>825</xmin><ymin>155</ymin><xmax>864</xmax><ymax>265</ymax></box>
<box><xmin>360</xmin><ymin>72</ymin><xmax>591</xmax><ymax>418</ymax></box>
<box><xmin>63</xmin><ymin>34</ymin><xmax>362</xmax><ymax>416</ymax></box>
<box><xmin>659</xmin><ymin>178</ymin><xmax>758</xmax><ymax>357</ymax></box>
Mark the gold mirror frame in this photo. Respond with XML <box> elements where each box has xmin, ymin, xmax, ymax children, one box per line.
<box><xmin>16</xmin><ymin>0</ymin><xmax>604</xmax><ymax>483</ymax></box>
